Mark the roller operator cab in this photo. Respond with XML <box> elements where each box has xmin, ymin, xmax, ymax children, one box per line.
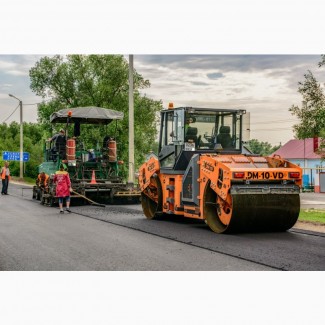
<box><xmin>139</xmin><ymin>105</ymin><xmax>302</xmax><ymax>233</ymax></box>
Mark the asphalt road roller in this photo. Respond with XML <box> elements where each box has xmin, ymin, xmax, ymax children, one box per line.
<box><xmin>138</xmin><ymin>104</ymin><xmax>302</xmax><ymax>233</ymax></box>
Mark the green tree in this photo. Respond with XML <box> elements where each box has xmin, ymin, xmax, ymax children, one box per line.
<box><xmin>289</xmin><ymin>70</ymin><xmax>325</xmax><ymax>139</ymax></box>
<box><xmin>247</xmin><ymin>139</ymin><xmax>281</xmax><ymax>156</ymax></box>
<box><xmin>29</xmin><ymin>55</ymin><xmax>162</xmax><ymax>174</ymax></box>
<box><xmin>289</xmin><ymin>55</ymin><xmax>325</xmax><ymax>157</ymax></box>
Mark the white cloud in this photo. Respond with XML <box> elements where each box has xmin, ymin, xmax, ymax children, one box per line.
<box><xmin>0</xmin><ymin>60</ymin><xmax>26</xmax><ymax>76</ymax></box>
<box><xmin>0</xmin><ymin>54</ymin><xmax>323</xmax><ymax>145</ymax></box>
<box><xmin>134</xmin><ymin>55</ymin><xmax>321</xmax><ymax>145</ymax></box>
<box><xmin>0</xmin><ymin>55</ymin><xmax>43</xmax><ymax>77</ymax></box>
<box><xmin>0</xmin><ymin>93</ymin><xmax>11</xmax><ymax>99</ymax></box>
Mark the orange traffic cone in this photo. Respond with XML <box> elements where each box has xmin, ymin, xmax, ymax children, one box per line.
<box><xmin>90</xmin><ymin>170</ymin><xmax>97</xmax><ymax>184</ymax></box>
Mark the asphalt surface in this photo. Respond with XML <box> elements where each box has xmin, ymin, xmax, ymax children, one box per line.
<box><xmin>300</xmin><ymin>192</ymin><xmax>325</xmax><ymax>209</ymax></box>
<box><xmin>72</xmin><ymin>204</ymin><xmax>325</xmax><ymax>270</ymax></box>
<box><xmin>0</xmin><ymin>183</ymin><xmax>324</xmax><ymax>270</ymax></box>
<box><xmin>0</xmin><ymin>184</ymin><xmax>272</xmax><ymax>271</ymax></box>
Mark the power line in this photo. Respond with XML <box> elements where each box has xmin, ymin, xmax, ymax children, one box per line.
<box><xmin>1</xmin><ymin>98</ymin><xmax>51</xmax><ymax>123</ymax></box>
<box><xmin>19</xmin><ymin>98</ymin><xmax>52</xmax><ymax>106</ymax></box>
<box><xmin>250</xmin><ymin>119</ymin><xmax>299</xmax><ymax>125</ymax></box>
<box><xmin>1</xmin><ymin>103</ymin><xmax>20</xmax><ymax>123</ymax></box>
<box><xmin>253</xmin><ymin>127</ymin><xmax>295</xmax><ymax>131</ymax></box>
<box><xmin>23</xmin><ymin>100</ymin><xmax>51</xmax><ymax>106</ymax></box>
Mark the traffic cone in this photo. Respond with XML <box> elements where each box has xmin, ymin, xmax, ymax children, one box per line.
<box><xmin>90</xmin><ymin>170</ymin><xmax>97</xmax><ymax>184</ymax></box>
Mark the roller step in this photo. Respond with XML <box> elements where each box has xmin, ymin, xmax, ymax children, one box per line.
<box><xmin>166</xmin><ymin>197</ymin><xmax>175</xmax><ymax>203</ymax></box>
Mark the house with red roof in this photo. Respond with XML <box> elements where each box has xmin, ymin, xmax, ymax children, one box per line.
<box><xmin>271</xmin><ymin>138</ymin><xmax>324</xmax><ymax>192</ymax></box>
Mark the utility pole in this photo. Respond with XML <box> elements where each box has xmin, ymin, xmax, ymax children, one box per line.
<box><xmin>9</xmin><ymin>94</ymin><xmax>24</xmax><ymax>180</ymax></box>
<box><xmin>128</xmin><ymin>55</ymin><xmax>135</xmax><ymax>184</ymax></box>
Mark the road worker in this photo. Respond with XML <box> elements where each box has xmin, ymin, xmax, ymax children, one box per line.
<box><xmin>36</xmin><ymin>172</ymin><xmax>49</xmax><ymax>191</ymax></box>
<box><xmin>53</xmin><ymin>163</ymin><xmax>72</xmax><ymax>214</ymax></box>
<box><xmin>1</xmin><ymin>161</ymin><xmax>10</xmax><ymax>195</ymax></box>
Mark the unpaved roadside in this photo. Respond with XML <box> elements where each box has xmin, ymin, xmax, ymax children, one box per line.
<box><xmin>293</xmin><ymin>220</ymin><xmax>325</xmax><ymax>233</ymax></box>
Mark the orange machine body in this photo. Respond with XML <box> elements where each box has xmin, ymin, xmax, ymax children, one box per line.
<box><xmin>139</xmin><ymin>154</ymin><xmax>302</xmax><ymax>220</ymax></box>
<box><xmin>138</xmin><ymin>106</ymin><xmax>302</xmax><ymax>233</ymax></box>
<box><xmin>66</xmin><ymin>138</ymin><xmax>76</xmax><ymax>160</ymax></box>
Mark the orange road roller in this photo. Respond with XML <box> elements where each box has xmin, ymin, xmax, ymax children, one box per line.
<box><xmin>138</xmin><ymin>105</ymin><xmax>302</xmax><ymax>233</ymax></box>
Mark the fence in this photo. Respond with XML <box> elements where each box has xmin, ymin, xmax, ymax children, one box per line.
<box><xmin>302</xmin><ymin>167</ymin><xmax>325</xmax><ymax>193</ymax></box>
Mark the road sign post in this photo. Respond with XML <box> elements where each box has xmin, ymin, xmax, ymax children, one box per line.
<box><xmin>2</xmin><ymin>151</ymin><xmax>29</xmax><ymax>162</ymax></box>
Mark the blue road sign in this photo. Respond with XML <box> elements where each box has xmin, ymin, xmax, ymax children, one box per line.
<box><xmin>2</xmin><ymin>151</ymin><xmax>30</xmax><ymax>162</ymax></box>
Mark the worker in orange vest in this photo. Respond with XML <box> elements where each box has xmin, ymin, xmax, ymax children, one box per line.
<box><xmin>1</xmin><ymin>161</ymin><xmax>10</xmax><ymax>195</ymax></box>
<box><xmin>36</xmin><ymin>172</ymin><xmax>49</xmax><ymax>192</ymax></box>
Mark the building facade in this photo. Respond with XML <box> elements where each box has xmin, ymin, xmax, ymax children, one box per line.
<box><xmin>271</xmin><ymin>138</ymin><xmax>324</xmax><ymax>192</ymax></box>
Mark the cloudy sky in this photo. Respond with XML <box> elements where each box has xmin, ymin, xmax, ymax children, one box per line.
<box><xmin>0</xmin><ymin>54</ymin><xmax>324</xmax><ymax>145</ymax></box>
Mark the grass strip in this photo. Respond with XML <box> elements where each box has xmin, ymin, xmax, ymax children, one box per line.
<box><xmin>299</xmin><ymin>209</ymin><xmax>325</xmax><ymax>224</ymax></box>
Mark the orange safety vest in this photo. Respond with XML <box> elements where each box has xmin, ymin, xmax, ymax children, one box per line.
<box><xmin>1</xmin><ymin>167</ymin><xmax>8</xmax><ymax>180</ymax></box>
<box><xmin>37</xmin><ymin>173</ymin><xmax>49</xmax><ymax>186</ymax></box>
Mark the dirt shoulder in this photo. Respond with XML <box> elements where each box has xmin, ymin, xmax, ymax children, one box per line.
<box><xmin>293</xmin><ymin>220</ymin><xmax>325</xmax><ymax>233</ymax></box>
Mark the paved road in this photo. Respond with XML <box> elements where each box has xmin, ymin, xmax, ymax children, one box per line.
<box><xmin>300</xmin><ymin>192</ymin><xmax>325</xmax><ymax>209</ymax></box>
<box><xmin>1</xmin><ymin>184</ymin><xmax>324</xmax><ymax>270</ymax></box>
<box><xmin>0</xmin><ymin>184</ymin><xmax>272</xmax><ymax>271</ymax></box>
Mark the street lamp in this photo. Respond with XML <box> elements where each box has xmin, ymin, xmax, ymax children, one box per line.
<box><xmin>128</xmin><ymin>54</ymin><xmax>135</xmax><ymax>184</ymax></box>
<box><xmin>9</xmin><ymin>94</ymin><xmax>23</xmax><ymax>180</ymax></box>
